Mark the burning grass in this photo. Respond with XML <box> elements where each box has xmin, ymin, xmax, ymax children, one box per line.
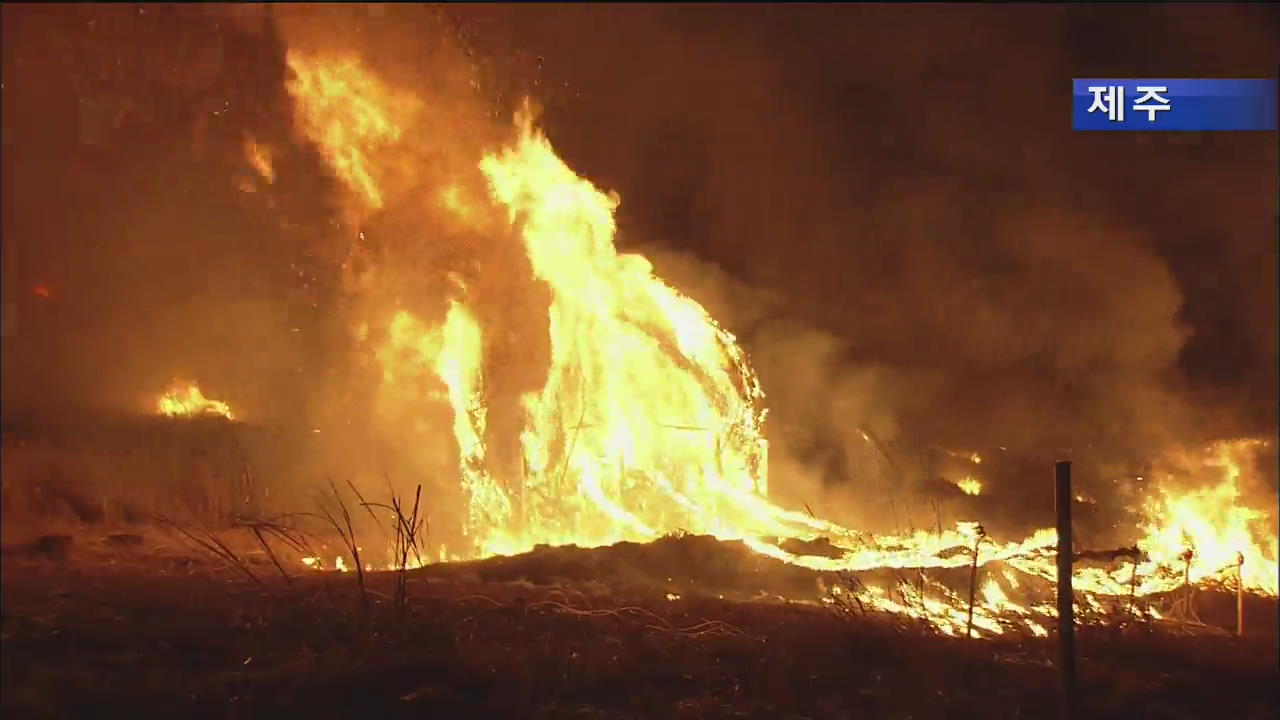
<box><xmin>155</xmin><ymin>381</ymin><xmax>235</xmax><ymax>421</ymax></box>
<box><xmin>2</xmin><ymin>529</ymin><xmax>1276</xmax><ymax>719</ymax></box>
<box><xmin>3</xmin><ymin>25</ymin><xmax>1276</xmax><ymax>720</ymax></box>
<box><xmin>279</xmin><ymin>51</ymin><xmax>1280</xmax><ymax>614</ymax></box>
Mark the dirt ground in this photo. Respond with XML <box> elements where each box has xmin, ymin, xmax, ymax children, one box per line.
<box><xmin>2</xmin><ymin>533</ymin><xmax>1277</xmax><ymax>720</ymax></box>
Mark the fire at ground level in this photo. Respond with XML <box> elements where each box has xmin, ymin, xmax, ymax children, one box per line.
<box><xmin>3</xmin><ymin>411</ymin><xmax>1275</xmax><ymax>637</ymax></box>
<box><xmin>1</xmin><ymin>415</ymin><xmax>1276</xmax><ymax>716</ymax></box>
<box><xmin>1</xmin><ymin>530</ymin><xmax>1276</xmax><ymax>719</ymax></box>
<box><xmin>3</xmin><ymin>8</ymin><xmax>1277</xmax><ymax>718</ymax></box>
<box><xmin>2</xmin><ymin>41</ymin><xmax>1276</xmax><ymax>689</ymax></box>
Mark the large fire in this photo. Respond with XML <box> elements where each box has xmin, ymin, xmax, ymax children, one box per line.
<box><xmin>285</xmin><ymin>53</ymin><xmax>1278</xmax><ymax>635</ymax></box>
<box><xmin>156</xmin><ymin>381</ymin><xmax>235</xmax><ymax>420</ymax></box>
<box><xmin>1135</xmin><ymin>440</ymin><xmax>1277</xmax><ymax>594</ymax></box>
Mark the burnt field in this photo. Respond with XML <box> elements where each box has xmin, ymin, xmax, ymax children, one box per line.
<box><xmin>2</xmin><ymin>532</ymin><xmax>1276</xmax><ymax>720</ymax></box>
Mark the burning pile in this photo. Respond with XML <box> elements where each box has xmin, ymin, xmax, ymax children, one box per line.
<box><xmin>156</xmin><ymin>381</ymin><xmax>235</xmax><ymax>420</ymax></box>
<box><xmin>281</xmin><ymin>53</ymin><xmax>1277</xmax><ymax>636</ymax></box>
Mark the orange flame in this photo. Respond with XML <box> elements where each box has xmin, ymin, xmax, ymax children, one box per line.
<box><xmin>1135</xmin><ymin>439</ymin><xmax>1276</xmax><ymax>594</ymax></box>
<box><xmin>155</xmin><ymin>381</ymin><xmax>234</xmax><ymax>420</ymax></box>
<box><xmin>285</xmin><ymin>52</ymin><xmax>418</xmax><ymax>211</ymax></box>
<box><xmin>285</xmin><ymin>54</ymin><xmax>1278</xmax><ymax>634</ymax></box>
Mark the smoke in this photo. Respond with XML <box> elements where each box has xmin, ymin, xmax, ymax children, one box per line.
<box><xmin>2</xmin><ymin>5</ymin><xmax>298</xmax><ymax>421</ymax></box>
<box><xmin>2</xmin><ymin>5</ymin><xmax>1275</xmax><ymax>540</ymax></box>
<box><xmin>444</xmin><ymin>5</ymin><xmax>1278</xmax><ymax>532</ymax></box>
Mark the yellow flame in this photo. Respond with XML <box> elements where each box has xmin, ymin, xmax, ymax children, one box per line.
<box><xmin>156</xmin><ymin>381</ymin><xmax>234</xmax><ymax>420</ymax></box>
<box><xmin>286</xmin><ymin>52</ymin><xmax>417</xmax><ymax>210</ymax></box>
<box><xmin>286</xmin><ymin>55</ymin><xmax>1278</xmax><ymax>634</ymax></box>
<box><xmin>377</xmin><ymin>302</ymin><xmax>511</xmax><ymax>550</ymax></box>
<box><xmin>472</xmin><ymin>106</ymin><xmax>770</xmax><ymax>556</ymax></box>
<box><xmin>1136</xmin><ymin>439</ymin><xmax>1277</xmax><ymax>595</ymax></box>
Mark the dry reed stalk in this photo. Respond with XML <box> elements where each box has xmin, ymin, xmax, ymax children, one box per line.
<box><xmin>154</xmin><ymin>514</ymin><xmax>264</xmax><ymax>589</ymax></box>
<box><xmin>316</xmin><ymin>480</ymin><xmax>369</xmax><ymax>627</ymax></box>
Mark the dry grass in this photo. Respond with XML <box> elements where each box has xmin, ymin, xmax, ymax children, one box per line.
<box><xmin>2</xmin><ymin>532</ymin><xmax>1276</xmax><ymax>720</ymax></box>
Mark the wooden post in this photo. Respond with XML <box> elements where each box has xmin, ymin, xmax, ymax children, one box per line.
<box><xmin>1054</xmin><ymin>461</ymin><xmax>1075</xmax><ymax>719</ymax></box>
<box><xmin>1236</xmin><ymin>552</ymin><xmax>1245</xmax><ymax>637</ymax></box>
<box><xmin>1179</xmin><ymin>548</ymin><xmax>1194</xmax><ymax>623</ymax></box>
<box><xmin>965</xmin><ymin>525</ymin><xmax>984</xmax><ymax>639</ymax></box>
<box><xmin>1128</xmin><ymin>561</ymin><xmax>1138</xmax><ymax>617</ymax></box>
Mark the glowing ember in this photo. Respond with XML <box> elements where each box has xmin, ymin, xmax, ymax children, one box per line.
<box><xmin>155</xmin><ymin>381</ymin><xmax>234</xmax><ymax>420</ymax></box>
<box><xmin>940</xmin><ymin>447</ymin><xmax>982</xmax><ymax>465</ymax></box>
<box><xmin>284</xmin><ymin>53</ymin><xmax>1279</xmax><ymax>635</ymax></box>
